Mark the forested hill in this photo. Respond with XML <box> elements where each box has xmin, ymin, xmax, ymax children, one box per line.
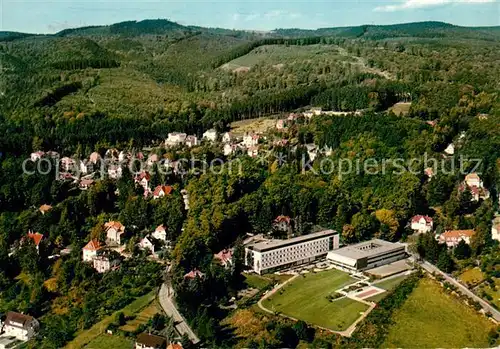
<box><xmin>2</xmin><ymin>20</ymin><xmax>500</xmax><ymax>41</ymax></box>
<box><xmin>1</xmin><ymin>18</ymin><xmax>499</xmax><ymax>157</ymax></box>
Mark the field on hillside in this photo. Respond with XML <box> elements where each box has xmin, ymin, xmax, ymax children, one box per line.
<box><xmin>84</xmin><ymin>334</ymin><xmax>133</xmax><ymax>349</ymax></box>
<box><xmin>230</xmin><ymin>117</ymin><xmax>276</xmax><ymax>136</ymax></box>
<box><xmin>65</xmin><ymin>292</ymin><xmax>156</xmax><ymax>349</ymax></box>
<box><xmin>383</xmin><ymin>278</ymin><xmax>495</xmax><ymax>348</ymax></box>
<box><xmin>221</xmin><ymin>44</ymin><xmax>349</xmax><ymax>71</ymax></box>
<box><xmin>264</xmin><ymin>270</ymin><xmax>368</xmax><ymax>331</ymax></box>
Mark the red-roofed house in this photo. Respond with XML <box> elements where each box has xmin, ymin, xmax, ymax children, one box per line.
<box><xmin>27</xmin><ymin>231</ymin><xmax>44</xmax><ymax>252</ymax></box>
<box><xmin>410</xmin><ymin>215</ymin><xmax>433</xmax><ymax>234</ymax></box>
<box><xmin>273</xmin><ymin>215</ymin><xmax>292</xmax><ymax>234</ymax></box>
<box><xmin>83</xmin><ymin>239</ymin><xmax>103</xmax><ymax>262</ymax></box>
<box><xmin>438</xmin><ymin>229</ymin><xmax>475</xmax><ymax>248</ymax></box>
<box><xmin>465</xmin><ymin>173</ymin><xmax>483</xmax><ymax>188</ymax></box>
<box><xmin>135</xmin><ymin>171</ymin><xmax>151</xmax><ymax>191</ymax></box>
<box><xmin>184</xmin><ymin>269</ymin><xmax>205</xmax><ymax>280</ymax></box>
<box><xmin>39</xmin><ymin>204</ymin><xmax>52</xmax><ymax>215</ymax></box>
<box><xmin>214</xmin><ymin>249</ymin><xmax>233</xmax><ymax>268</ymax></box>
<box><xmin>152</xmin><ymin>225</ymin><xmax>167</xmax><ymax>242</ymax></box>
<box><xmin>153</xmin><ymin>185</ymin><xmax>174</xmax><ymax>200</ymax></box>
<box><xmin>30</xmin><ymin>151</ymin><xmax>45</xmax><ymax>162</ymax></box>
<box><xmin>105</xmin><ymin>221</ymin><xmax>125</xmax><ymax>245</ymax></box>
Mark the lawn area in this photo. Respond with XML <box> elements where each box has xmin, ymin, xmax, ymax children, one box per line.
<box><xmin>244</xmin><ymin>274</ymin><xmax>271</xmax><ymax>290</ymax></box>
<box><xmin>265</xmin><ymin>270</ymin><xmax>368</xmax><ymax>331</ymax></box>
<box><xmin>367</xmin><ymin>275</ymin><xmax>408</xmax><ymax>303</ymax></box>
<box><xmin>383</xmin><ymin>278</ymin><xmax>495</xmax><ymax>348</ymax></box>
<box><xmin>65</xmin><ymin>291</ymin><xmax>156</xmax><ymax>349</ymax></box>
<box><xmin>84</xmin><ymin>334</ymin><xmax>134</xmax><ymax>349</ymax></box>
<box><xmin>230</xmin><ymin>117</ymin><xmax>275</xmax><ymax>137</ymax></box>
<box><xmin>458</xmin><ymin>268</ymin><xmax>485</xmax><ymax>285</ymax></box>
<box><xmin>389</xmin><ymin>102</ymin><xmax>411</xmax><ymax>116</ymax></box>
<box><xmin>120</xmin><ymin>300</ymin><xmax>162</xmax><ymax>332</ymax></box>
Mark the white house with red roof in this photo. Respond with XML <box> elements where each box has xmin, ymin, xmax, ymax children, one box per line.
<box><xmin>82</xmin><ymin>239</ymin><xmax>103</xmax><ymax>262</ymax></box>
<box><xmin>410</xmin><ymin>215</ymin><xmax>433</xmax><ymax>234</ymax></box>
<box><xmin>135</xmin><ymin>171</ymin><xmax>151</xmax><ymax>191</ymax></box>
<box><xmin>153</xmin><ymin>185</ymin><xmax>173</xmax><ymax>200</ymax></box>
<box><xmin>105</xmin><ymin>221</ymin><xmax>125</xmax><ymax>245</ymax></box>
<box><xmin>214</xmin><ymin>249</ymin><xmax>233</xmax><ymax>268</ymax></box>
<box><xmin>465</xmin><ymin>173</ymin><xmax>483</xmax><ymax>188</ymax></box>
<box><xmin>152</xmin><ymin>225</ymin><xmax>168</xmax><ymax>242</ymax></box>
<box><xmin>438</xmin><ymin>229</ymin><xmax>475</xmax><ymax>248</ymax></box>
<box><xmin>30</xmin><ymin>151</ymin><xmax>45</xmax><ymax>162</ymax></box>
<box><xmin>273</xmin><ymin>215</ymin><xmax>292</xmax><ymax>233</ymax></box>
<box><xmin>459</xmin><ymin>174</ymin><xmax>490</xmax><ymax>201</ymax></box>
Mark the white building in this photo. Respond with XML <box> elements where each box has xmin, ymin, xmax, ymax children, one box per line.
<box><xmin>245</xmin><ymin>230</ymin><xmax>339</xmax><ymax>274</ymax></box>
<box><xmin>152</xmin><ymin>225</ymin><xmax>167</xmax><ymax>242</ymax></box>
<box><xmin>410</xmin><ymin>215</ymin><xmax>433</xmax><ymax>234</ymax></box>
<box><xmin>247</xmin><ymin>146</ymin><xmax>259</xmax><ymax>158</ymax></box>
<box><xmin>139</xmin><ymin>236</ymin><xmax>159</xmax><ymax>256</ymax></box>
<box><xmin>222</xmin><ymin>132</ymin><xmax>233</xmax><ymax>143</ymax></box>
<box><xmin>30</xmin><ymin>151</ymin><xmax>44</xmax><ymax>162</ymax></box>
<box><xmin>93</xmin><ymin>254</ymin><xmax>120</xmax><ymax>273</ymax></box>
<box><xmin>165</xmin><ymin>132</ymin><xmax>187</xmax><ymax>147</ymax></box>
<box><xmin>107</xmin><ymin>165</ymin><xmax>122</xmax><ymax>179</ymax></box>
<box><xmin>327</xmin><ymin>239</ymin><xmax>407</xmax><ymax>272</ymax></box>
<box><xmin>444</xmin><ymin>143</ymin><xmax>455</xmax><ymax>155</ymax></box>
<box><xmin>243</xmin><ymin>133</ymin><xmax>260</xmax><ymax>147</ymax></box>
<box><xmin>223</xmin><ymin>143</ymin><xmax>237</xmax><ymax>156</ymax></box>
<box><xmin>465</xmin><ymin>173</ymin><xmax>483</xmax><ymax>188</ymax></box>
<box><xmin>185</xmin><ymin>135</ymin><xmax>199</xmax><ymax>148</ymax></box>
<box><xmin>82</xmin><ymin>239</ymin><xmax>102</xmax><ymax>262</ymax></box>
<box><xmin>438</xmin><ymin>229</ymin><xmax>475</xmax><ymax>248</ymax></box>
<box><xmin>492</xmin><ymin>218</ymin><xmax>500</xmax><ymax>242</ymax></box>
<box><xmin>202</xmin><ymin>129</ymin><xmax>218</xmax><ymax>142</ymax></box>
<box><xmin>2</xmin><ymin>312</ymin><xmax>39</xmax><ymax>341</ymax></box>
<box><xmin>105</xmin><ymin>221</ymin><xmax>125</xmax><ymax>245</ymax></box>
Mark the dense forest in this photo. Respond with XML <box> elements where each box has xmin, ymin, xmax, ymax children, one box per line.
<box><xmin>0</xmin><ymin>19</ymin><xmax>499</xmax><ymax>348</ymax></box>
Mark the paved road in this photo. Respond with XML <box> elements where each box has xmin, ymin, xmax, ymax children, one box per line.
<box><xmin>420</xmin><ymin>261</ymin><xmax>500</xmax><ymax>322</ymax></box>
<box><xmin>159</xmin><ymin>283</ymin><xmax>200</xmax><ymax>344</ymax></box>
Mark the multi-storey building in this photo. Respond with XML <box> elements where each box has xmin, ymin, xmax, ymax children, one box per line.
<box><xmin>327</xmin><ymin>239</ymin><xmax>407</xmax><ymax>272</ymax></box>
<box><xmin>245</xmin><ymin>230</ymin><xmax>339</xmax><ymax>274</ymax></box>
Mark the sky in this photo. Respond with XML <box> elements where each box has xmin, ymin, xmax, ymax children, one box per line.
<box><xmin>0</xmin><ymin>0</ymin><xmax>499</xmax><ymax>34</ymax></box>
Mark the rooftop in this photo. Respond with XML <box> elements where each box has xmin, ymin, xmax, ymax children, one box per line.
<box><xmin>329</xmin><ymin>239</ymin><xmax>404</xmax><ymax>260</ymax></box>
<box><xmin>249</xmin><ymin>230</ymin><xmax>337</xmax><ymax>252</ymax></box>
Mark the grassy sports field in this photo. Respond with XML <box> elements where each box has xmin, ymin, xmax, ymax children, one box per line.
<box><xmin>264</xmin><ymin>269</ymin><xmax>368</xmax><ymax>331</ymax></box>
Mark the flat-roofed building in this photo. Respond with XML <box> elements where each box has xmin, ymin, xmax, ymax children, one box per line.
<box><xmin>327</xmin><ymin>239</ymin><xmax>407</xmax><ymax>272</ymax></box>
<box><xmin>245</xmin><ymin>230</ymin><xmax>339</xmax><ymax>274</ymax></box>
